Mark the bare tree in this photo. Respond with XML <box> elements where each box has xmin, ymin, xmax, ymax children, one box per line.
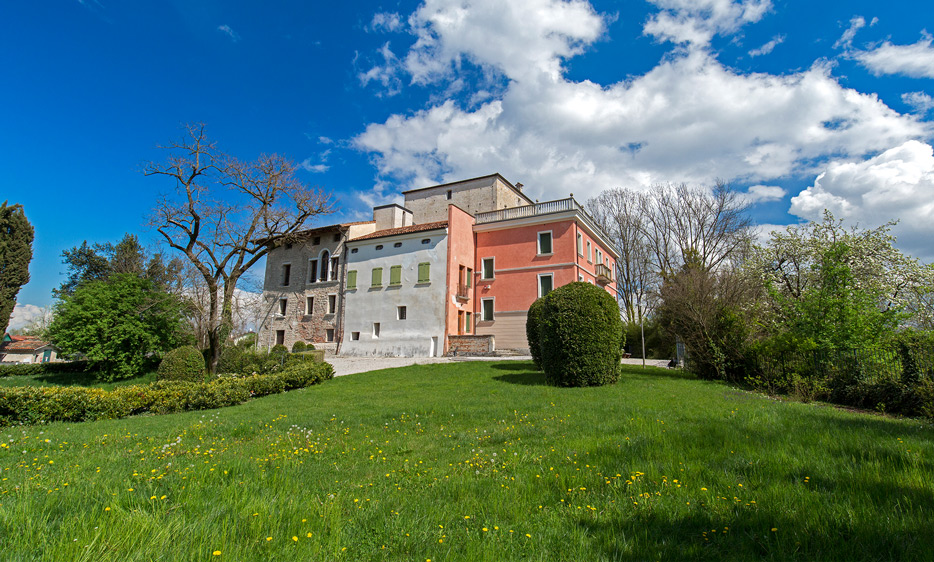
<box><xmin>147</xmin><ymin>124</ymin><xmax>331</xmax><ymax>372</ymax></box>
<box><xmin>639</xmin><ymin>181</ymin><xmax>752</xmax><ymax>277</ymax></box>
<box><xmin>586</xmin><ymin>189</ymin><xmax>657</xmax><ymax>326</ymax></box>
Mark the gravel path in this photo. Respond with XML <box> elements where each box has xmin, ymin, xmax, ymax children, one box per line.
<box><xmin>325</xmin><ymin>354</ymin><xmax>669</xmax><ymax>377</ymax></box>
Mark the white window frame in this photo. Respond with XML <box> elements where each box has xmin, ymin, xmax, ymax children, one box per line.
<box><xmin>481</xmin><ymin>298</ymin><xmax>495</xmax><ymax>322</ymax></box>
<box><xmin>577</xmin><ymin>233</ymin><xmax>583</xmax><ymax>256</ymax></box>
<box><xmin>373</xmin><ymin>322</ymin><xmax>380</xmax><ymax>338</ymax></box>
<box><xmin>397</xmin><ymin>306</ymin><xmax>407</xmax><ymax>320</ymax></box>
<box><xmin>481</xmin><ymin>257</ymin><xmax>495</xmax><ymax>280</ymax></box>
<box><xmin>327</xmin><ymin>294</ymin><xmax>337</xmax><ymax>314</ymax></box>
<box><xmin>537</xmin><ymin>273</ymin><xmax>554</xmax><ymax>298</ymax></box>
<box><xmin>537</xmin><ymin>230</ymin><xmax>553</xmax><ymax>256</ymax></box>
<box><xmin>586</xmin><ymin>241</ymin><xmax>592</xmax><ymax>263</ymax></box>
<box><xmin>277</xmin><ymin>298</ymin><xmax>287</xmax><ymax>316</ymax></box>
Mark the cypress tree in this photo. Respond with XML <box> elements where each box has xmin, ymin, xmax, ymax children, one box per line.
<box><xmin>0</xmin><ymin>201</ymin><xmax>35</xmax><ymax>335</ymax></box>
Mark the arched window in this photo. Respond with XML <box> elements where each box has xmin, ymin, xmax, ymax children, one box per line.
<box><xmin>320</xmin><ymin>250</ymin><xmax>330</xmax><ymax>282</ymax></box>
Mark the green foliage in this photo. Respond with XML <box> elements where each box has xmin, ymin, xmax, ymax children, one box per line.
<box><xmin>0</xmin><ymin>361</ymin><xmax>89</xmax><ymax>378</ymax></box>
<box><xmin>291</xmin><ymin>341</ymin><xmax>307</xmax><ymax>352</ymax></box>
<box><xmin>538</xmin><ymin>282</ymin><xmax>623</xmax><ymax>387</ymax></box>
<box><xmin>47</xmin><ymin>274</ymin><xmax>187</xmax><ymax>381</ymax></box>
<box><xmin>158</xmin><ymin>345</ymin><xmax>206</xmax><ymax>382</ymax></box>
<box><xmin>0</xmin><ymin>360</ymin><xmax>333</xmax><ymax>426</ymax></box>
<box><xmin>525</xmin><ymin>298</ymin><xmax>545</xmax><ymax>370</ymax></box>
<box><xmin>0</xmin><ymin>201</ymin><xmax>34</xmax><ymax>335</ymax></box>
<box><xmin>270</xmin><ymin>344</ymin><xmax>288</xmax><ymax>358</ymax></box>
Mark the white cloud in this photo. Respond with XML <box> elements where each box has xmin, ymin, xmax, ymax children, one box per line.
<box><xmin>299</xmin><ymin>149</ymin><xmax>331</xmax><ymax>173</ymax></box>
<box><xmin>790</xmin><ymin>140</ymin><xmax>934</xmax><ymax>259</ymax></box>
<box><xmin>833</xmin><ymin>16</ymin><xmax>865</xmax><ymax>49</ymax></box>
<box><xmin>748</xmin><ymin>34</ymin><xmax>784</xmax><ymax>57</ymax></box>
<box><xmin>7</xmin><ymin>304</ymin><xmax>50</xmax><ymax>332</ymax></box>
<box><xmin>369</xmin><ymin>12</ymin><xmax>403</xmax><ymax>32</ymax></box>
<box><xmin>217</xmin><ymin>24</ymin><xmax>240</xmax><ymax>42</ymax></box>
<box><xmin>743</xmin><ymin>184</ymin><xmax>786</xmax><ymax>204</ymax></box>
<box><xmin>357</xmin><ymin>42</ymin><xmax>404</xmax><ymax>96</ymax></box>
<box><xmin>903</xmin><ymin>91</ymin><xmax>934</xmax><ymax>114</ymax></box>
<box><xmin>643</xmin><ymin>0</ymin><xmax>772</xmax><ymax>47</ymax></box>
<box><xmin>353</xmin><ymin>1</ymin><xmax>930</xmax><ymax>215</ymax></box>
<box><xmin>855</xmin><ymin>32</ymin><xmax>934</xmax><ymax>78</ymax></box>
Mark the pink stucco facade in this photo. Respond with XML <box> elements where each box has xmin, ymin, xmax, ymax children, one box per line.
<box><xmin>444</xmin><ymin>204</ymin><xmax>478</xmax><ymax>353</ymax></box>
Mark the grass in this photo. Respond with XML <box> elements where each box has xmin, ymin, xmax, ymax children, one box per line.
<box><xmin>0</xmin><ymin>368</ymin><xmax>158</xmax><ymax>390</ymax></box>
<box><xmin>1</xmin><ymin>361</ymin><xmax>931</xmax><ymax>561</ymax></box>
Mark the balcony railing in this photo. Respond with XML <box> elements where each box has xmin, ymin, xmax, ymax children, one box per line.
<box><xmin>455</xmin><ymin>282</ymin><xmax>470</xmax><ymax>299</ymax></box>
<box><xmin>474</xmin><ymin>197</ymin><xmax>579</xmax><ymax>224</ymax></box>
<box><xmin>595</xmin><ymin>263</ymin><xmax>613</xmax><ymax>285</ymax></box>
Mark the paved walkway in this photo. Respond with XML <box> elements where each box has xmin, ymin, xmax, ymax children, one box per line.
<box><xmin>326</xmin><ymin>354</ymin><xmax>668</xmax><ymax>377</ymax></box>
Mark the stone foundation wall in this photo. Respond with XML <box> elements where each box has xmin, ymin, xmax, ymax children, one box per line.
<box><xmin>447</xmin><ymin>335</ymin><xmax>495</xmax><ymax>356</ymax></box>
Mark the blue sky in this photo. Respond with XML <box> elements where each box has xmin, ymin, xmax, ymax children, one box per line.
<box><xmin>3</xmin><ymin>0</ymin><xmax>933</xmax><ymax>328</ymax></box>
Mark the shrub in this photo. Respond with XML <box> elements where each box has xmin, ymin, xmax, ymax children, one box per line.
<box><xmin>158</xmin><ymin>346</ymin><xmax>206</xmax><ymax>382</ymax></box>
<box><xmin>0</xmin><ymin>361</ymin><xmax>90</xmax><ymax>378</ymax></box>
<box><xmin>270</xmin><ymin>344</ymin><xmax>288</xmax><ymax>359</ymax></box>
<box><xmin>526</xmin><ymin>298</ymin><xmax>545</xmax><ymax>370</ymax></box>
<box><xmin>217</xmin><ymin>346</ymin><xmax>251</xmax><ymax>375</ymax></box>
<box><xmin>539</xmin><ymin>282</ymin><xmax>623</xmax><ymax>387</ymax></box>
<box><xmin>291</xmin><ymin>341</ymin><xmax>307</xmax><ymax>352</ymax></box>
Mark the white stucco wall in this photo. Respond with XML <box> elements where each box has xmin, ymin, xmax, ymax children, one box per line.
<box><xmin>341</xmin><ymin>229</ymin><xmax>448</xmax><ymax>357</ymax></box>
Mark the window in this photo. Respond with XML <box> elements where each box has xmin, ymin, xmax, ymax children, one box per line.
<box><xmin>394</xmin><ymin>242</ymin><xmax>402</xmax><ymax>248</ymax></box>
<box><xmin>390</xmin><ymin>265</ymin><xmax>402</xmax><ymax>286</ymax></box>
<box><xmin>308</xmin><ymin>260</ymin><xmax>318</xmax><ymax>283</ymax></box>
<box><xmin>347</xmin><ymin>270</ymin><xmax>357</xmax><ymax>290</ymax></box>
<box><xmin>313</xmin><ymin>236</ymin><xmax>320</xmax><ymax>245</ymax></box>
<box><xmin>466</xmin><ymin>267</ymin><xmax>473</xmax><ymax>288</ymax></box>
<box><xmin>397</xmin><ymin>306</ymin><xmax>407</xmax><ymax>320</ymax></box>
<box><xmin>326</xmin><ymin>328</ymin><xmax>335</xmax><ymax>342</ymax></box>
<box><xmin>351</xmin><ymin>248</ymin><xmax>358</xmax><ymax>254</ymax></box>
<box><xmin>351</xmin><ymin>331</ymin><xmax>360</xmax><ymax>341</ymax></box>
<box><xmin>281</xmin><ymin>264</ymin><xmax>291</xmax><ymax>286</ymax></box>
<box><xmin>446</xmin><ymin>190</ymin><xmax>452</xmax><ymax>200</ymax></box>
<box><xmin>465</xmin><ymin>312</ymin><xmax>472</xmax><ymax>332</ymax></box>
<box><xmin>330</xmin><ymin>257</ymin><xmax>339</xmax><ymax>281</ymax></box>
<box><xmin>320</xmin><ymin>250</ymin><xmax>330</xmax><ymax>281</ymax></box>
<box><xmin>596</xmin><ymin>249</ymin><xmax>602</xmax><ymax>265</ymax></box>
<box><xmin>334</xmin><ymin>233</ymin><xmax>341</xmax><ymax>242</ymax></box>
<box><xmin>327</xmin><ymin>294</ymin><xmax>337</xmax><ymax>314</ymax></box>
<box><xmin>371</xmin><ymin>267</ymin><xmax>383</xmax><ymax>287</ymax></box>
<box><xmin>421</xmin><ymin>238</ymin><xmax>431</xmax><ymax>244</ymax></box>
<box><xmin>458</xmin><ymin>311</ymin><xmax>464</xmax><ymax>334</ymax></box>
<box><xmin>275</xmin><ymin>330</ymin><xmax>285</xmax><ymax>346</ymax></box>
<box><xmin>481</xmin><ymin>257</ymin><xmax>494</xmax><ymax>280</ymax></box>
<box><xmin>586</xmin><ymin>241</ymin><xmax>592</xmax><ymax>263</ymax></box>
<box><xmin>578</xmin><ymin>274</ymin><xmax>584</xmax><ymax>282</ymax></box>
<box><xmin>373</xmin><ymin>322</ymin><xmax>380</xmax><ymax>338</ymax></box>
<box><xmin>417</xmin><ymin>262</ymin><xmax>430</xmax><ymax>283</ymax></box>
<box><xmin>537</xmin><ymin>231</ymin><xmax>553</xmax><ymax>255</ymax></box>
<box><xmin>577</xmin><ymin>233</ymin><xmax>583</xmax><ymax>256</ymax></box>
<box><xmin>375</xmin><ymin>244</ymin><xmax>384</xmax><ymax>251</ymax></box>
<box><xmin>538</xmin><ymin>273</ymin><xmax>554</xmax><ymax>298</ymax></box>
<box><xmin>481</xmin><ymin>299</ymin><xmax>494</xmax><ymax>322</ymax></box>
<box><xmin>305</xmin><ymin>296</ymin><xmax>314</xmax><ymax>315</ymax></box>
<box><xmin>278</xmin><ymin>298</ymin><xmax>287</xmax><ymax>316</ymax></box>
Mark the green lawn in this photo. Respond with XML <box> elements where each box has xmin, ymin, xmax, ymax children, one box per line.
<box><xmin>1</xmin><ymin>362</ymin><xmax>931</xmax><ymax>561</ymax></box>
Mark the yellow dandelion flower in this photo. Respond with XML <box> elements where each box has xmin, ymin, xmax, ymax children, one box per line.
<box><xmin>213</xmin><ymin>551</ymin><xmax>221</xmax><ymax>556</ymax></box>
<box><xmin>266</xmin><ymin>537</ymin><xmax>272</xmax><ymax>541</ymax></box>
<box><xmin>771</xmin><ymin>528</ymin><xmax>778</xmax><ymax>532</ymax></box>
<box><xmin>292</xmin><ymin>536</ymin><xmax>298</xmax><ymax>542</ymax></box>
<box><xmin>307</xmin><ymin>533</ymin><xmax>312</xmax><ymax>538</ymax></box>
<box><xmin>104</xmin><ymin>507</ymin><xmax>111</xmax><ymax>511</ymax></box>
<box><xmin>482</xmin><ymin>528</ymin><xmax>488</xmax><ymax>532</ymax></box>
<box><xmin>526</xmin><ymin>533</ymin><xmax>532</xmax><ymax>538</ymax></box>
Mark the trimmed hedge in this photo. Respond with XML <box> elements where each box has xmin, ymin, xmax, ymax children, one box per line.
<box><xmin>526</xmin><ymin>297</ymin><xmax>546</xmax><ymax>370</ymax></box>
<box><xmin>0</xmin><ymin>361</ymin><xmax>90</xmax><ymax>378</ymax></box>
<box><xmin>158</xmin><ymin>345</ymin><xmax>206</xmax><ymax>382</ymax></box>
<box><xmin>538</xmin><ymin>282</ymin><xmax>624</xmax><ymax>387</ymax></box>
<box><xmin>0</xmin><ymin>361</ymin><xmax>334</xmax><ymax>427</ymax></box>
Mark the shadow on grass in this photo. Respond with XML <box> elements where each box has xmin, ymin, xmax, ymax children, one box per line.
<box><xmin>31</xmin><ymin>369</ymin><xmax>156</xmax><ymax>389</ymax></box>
<box><xmin>490</xmin><ymin>362</ymin><xmax>538</xmax><ymax>372</ymax></box>
<box><xmin>492</xmin><ymin>371</ymin><xmax>551</xmax><ymax>386</ymax></box>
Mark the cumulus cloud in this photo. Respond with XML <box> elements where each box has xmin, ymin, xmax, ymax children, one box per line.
<box><xmin>790</xmin><ymin>140</ymin><xmax>934</xmax><ymax>259</ymax></box>
<box><xmin>903</xmin><ymin>91</ymin><xmax>934</xmax><ymax>114</ymax></box>
<box><xmin>854</xmin><ymin>32</ymin><xmax>934</xmax><ymax>78</ymax></box>
<box><xmin>7</xmin><ymin>304</ymin><xmax>50</xmax><ymax>332</ymax></box>
<box><xmin>742</xmin><ymin>184</ymin><xmax>786</xmax><ymax>204</ymax></box>
<box><xmin>643</xmin><ymin>0</ymin><xmax>772</xmax><ymax>47</ymax></box>
<box><xmin>353</xmin><ymin>0</ymin><xmax>930</xmax><ymax>214</ymax></box>
<box><xmin>748</xmin><ymin>34</ymin><xmax>784</xmax><ymax>57</ymax></box>
<box><xmin>217</xmin><ymin>24</ymin><xmax>240</xmax><ymax>42</ymax></box>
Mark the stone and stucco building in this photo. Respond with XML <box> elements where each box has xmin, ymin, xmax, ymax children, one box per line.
<box><xmin>257</xmin><ymin>173</ymin><xmax>619</xmax><ymax>356</ymax></box>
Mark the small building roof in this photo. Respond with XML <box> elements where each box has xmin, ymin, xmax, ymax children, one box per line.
<box><xmin>402</xmin><ymin>173</ymin><xmax>532</xmax><ymax>203</ymax></box>
<box><xmin>350</xmin><ymin>221</ymin><xmax>448</xmax><ymax>242</ymax></box>
<box><xmin>0</xmin><ymin>336</ymin><xmax>53</xmax><ymax>353</ymax></box>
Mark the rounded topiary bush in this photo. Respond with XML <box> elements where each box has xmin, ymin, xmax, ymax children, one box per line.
<box><xmin>291</xmin><ymin>341</ymin><xmax>307</xmax><ymax>353</ymax></box>
<box><xmin>158</xmin><ymin>345</ymin><xmax>207</xmax><ymax>382</ymax></box>
<box><xmin>270</xmin><ymin>344</ymin><xmax>288</xmax><ymax>357</ymax></box>
<box><xmin>526</xmin><ymin>297</ymin><xmax>546</xmax><ymax>370</ymax></box>
<box><xmin>217</xmin><ymin>346</ymin><xmax>250</xmax><ymax>375</ymax></box>
<box><xmin>539</xmin><ymin>282</ymin><xmax>624</xmax><ymax>387</ymax></box>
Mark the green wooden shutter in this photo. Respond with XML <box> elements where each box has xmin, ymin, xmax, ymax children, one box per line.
<box><xmin>371</xmin><ymin>267</ymin><xmax>382</xmax><ymax>287</ymax></box>
<box><xmin>390</xmin><ymin>265</ymin><xmax>402</xmax><ymax>286</ymax></box>
<box><xmin>417</xmin><ymin>262</ymin><xmax>430</xmax><ymax>283</ymax></box>
<box><xmin>347</xmin><ymin>270</ymin><xmax>357</xmax><ymax>289</ymax></box>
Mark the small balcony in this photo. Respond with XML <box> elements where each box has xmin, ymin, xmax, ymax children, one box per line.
<box><xmin>595</xmin><ymin>263</ymin><xmax>613</xmax><ymax>286</ymax></box>
<box><xmin>455</xmin><ymin>282</ymin><xmax>471</xmax><ymax>300</ymax></box>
